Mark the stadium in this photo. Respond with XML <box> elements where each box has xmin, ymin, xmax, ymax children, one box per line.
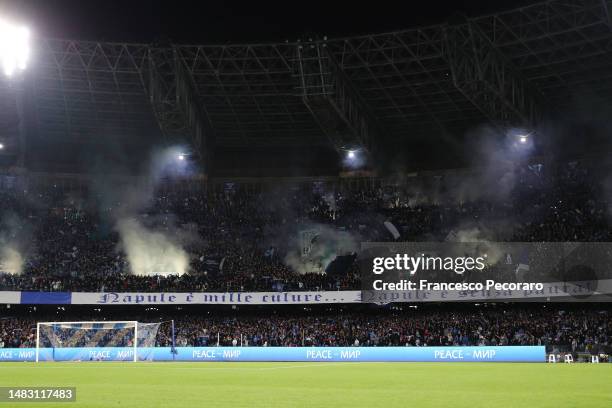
<box><xmin>0</xmin><ymin>0</ymin><xmax>611</xmax><ymax>406</ymax></box>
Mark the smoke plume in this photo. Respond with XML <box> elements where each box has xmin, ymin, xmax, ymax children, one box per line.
<box><xmin>116</xmin><ymin>218</ymin><xmax>190</xmax><ymax>276</ymax></box>
<box><xmin>0</xmin><ymin>213</ymin><xmax>32</xmax><ymax>275</ymax></box>
<box><xmin>283</xmin><ymin>224</ymin><xmax>359</xmax><ymax>275</ymax></box>
<box><xmin>447</xmin><ymin>226</ymin><xmax>506</xmax><ymax>265</ymax></box>
<box><xmin>91</xmin><ymin>145</ymin><xmax>197</xmax><ymax>277</ymax></box>
<box><xmin>0</xmin><ymin>245</ymin><xmax>24</xmax><ymax>275</ymax></box>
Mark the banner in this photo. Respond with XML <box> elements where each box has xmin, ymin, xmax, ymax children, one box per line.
<box><xmin>69</xmin><ymin>291</ymin><xmax>361</xmax><ymax>305</ymax></box>
<box><xmin>3</xmin><ymin>279</ymin><xmax>611</xmax><ymax>306</ymax></box>
<box><xmin>0</xmin><ymin>291</ymin><xmax>20</xmax><ymax>304</ymax></box>
<box><xmin>0</xmin><ymin>346</ymin><xmax>545</xmax><ymax>363</ymax></box>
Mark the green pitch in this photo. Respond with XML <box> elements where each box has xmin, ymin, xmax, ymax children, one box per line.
<box><xmin>0</xmin><ymin>362</ymin><xmax>610</xmax><ymax>408</ymax></box>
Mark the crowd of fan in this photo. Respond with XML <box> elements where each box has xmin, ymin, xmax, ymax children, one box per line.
<box><xmin>0</xmin><ymin>161</ymin><xmax>610</xmax><ymax>292</ymax></box>
<box><xmin>169</xmin><ymin>309</ymin><xmax>611</xmax><ymax>354</ymax></box>
<box><xmin>1</xmin><ymin>307</ymin><xmax>610</xmax><ymax>354</ymax></box>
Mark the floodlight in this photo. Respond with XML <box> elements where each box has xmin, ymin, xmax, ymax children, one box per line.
<box><xmin>0</xmin><ymin>19</ymin><xmax>30</xmax><ymax>77</ymax></box>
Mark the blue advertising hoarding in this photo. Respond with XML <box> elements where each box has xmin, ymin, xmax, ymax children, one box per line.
<box><xmin>0</xmin><ymin>346</ymin><xmax>545</xmax><ymax>362</ymax></box>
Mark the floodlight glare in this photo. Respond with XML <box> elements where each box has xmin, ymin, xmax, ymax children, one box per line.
<box><xmin>0</xmin><ymin>19</ymin><xmax>30</xmax><ymax>77</ymax></box>
<box><xmin>0</xmin><ymin>143</ymin><xmax>4</xmax><ymax>150</ymax></box>
<box><xmin>519</xmin><ymin>135</ymin><xmax>528</xmax><ymax>144</ymax></box>
<box><xmin>347</xmin><ymin>150</ymin><xmax>355</xmax><ymax>159</ymax></box>
<box><xmin>177</xmin><ymin>154</ymin><xmax>185</xmax><ymax>161</ymax></box>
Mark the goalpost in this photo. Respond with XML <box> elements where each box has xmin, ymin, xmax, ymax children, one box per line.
<box><xmin>35</xmin><ymin>321</ymin><xmax>163</xmax><ymax>362</ymax></box>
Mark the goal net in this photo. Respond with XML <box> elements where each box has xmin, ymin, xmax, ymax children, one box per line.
<box><xmin>35</xmin><ymin>321</ymin><xmax>163</xmax><ymax>362</ymax></box>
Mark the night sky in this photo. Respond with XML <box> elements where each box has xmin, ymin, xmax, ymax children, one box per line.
<box><xmin>3</xmin><ymin>0</ymin><xmax>536</xmax><ymax>43</ymax></box>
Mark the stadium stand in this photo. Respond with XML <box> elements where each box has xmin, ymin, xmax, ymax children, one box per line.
<box><xmin>0</xmin><ymin>160</ymin><xmax>610</xmax><ymax>292</ymax></box>
<box><xmin>1</xmin><ymin>305</ymin><xmax>610</xmax><ymax>356</ymax></box>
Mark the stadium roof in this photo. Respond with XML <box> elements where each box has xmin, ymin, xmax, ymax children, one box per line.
<box><xmin>1</xmin><ymin>0</ymin><xmax>612</xmax><ymax>175</ymax></box>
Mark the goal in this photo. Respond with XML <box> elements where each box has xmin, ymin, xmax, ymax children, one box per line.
<box><xmin>35</xmin><ymin>321</ymin><xmax>163</xmax><ymax>362</ymax></box>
